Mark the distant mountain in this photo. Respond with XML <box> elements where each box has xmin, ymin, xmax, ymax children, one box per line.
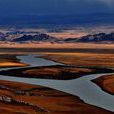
<box><xmin>64</xmin><ymin>33</ymin><xmax>114</xmax><ymax>43</ymax></box>
<box><xmin>77</xmin><ymin>33</ymin><xmax>114</xmax><ymax>42</ymax></box>
<box><xmin>12</xmin><ymin>32</ymin><xmax>114</xmax><ymax>43</ymax></box>
<box><xmin>11</xmin><ymin>33</ymin><xmax>58</xmax><ymax>43</ymax></box>
<box><xmin>0</xmin><ymin>32</ymin><xmax>6</xmax><ymax>41</ymax></box>
<box><xmin>0</xmin><ymin>31</ymin><xmax>114</xmax><ymax>43</ymax></box>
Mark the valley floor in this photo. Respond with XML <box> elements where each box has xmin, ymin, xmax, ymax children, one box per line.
<box><xmin>0</xmin><ymin>48</ymin><xmax>114</xmax><ymax>114</ymax></box>
<box><xmin>0</xmin><ymin>42</ymin><xmax>114</xmax><ymax>50</ymax></box>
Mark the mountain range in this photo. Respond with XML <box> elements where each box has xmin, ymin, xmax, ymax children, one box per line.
<box><xmin>65</xmin><ymin>33</ymin><xmax>114</xmax><ymax>43</ymax></box>
<box><xmin>0</xmin><ymin>31</ymin><xmax>114</xmax><ymax>43</ymax></box>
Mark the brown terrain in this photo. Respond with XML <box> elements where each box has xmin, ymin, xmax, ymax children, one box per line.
<box><xmin>0</xmin><ymin>55</ymin><xmax>28</xmax><ymax>68</ymax></box>
<box><xmin>0</xmin><ymin>65</ymin><xmax>113</xmax><ymax>80</ymax></box>
<box><xmin>42</xmin><ymin>52</ymin><xmax>114</xmax><ymax>68</ymax></box>
<box><xmin>93</xmin><ymin>75</ymin><xmax>114</xmax><ymax>95</ymax></box>
<box><xmin>0</xmin><ymin>48</ymin><xmax>114</xmax><ymax>113</ymax></box>
<box><xmin>0</xmin><ymin>80</ymin><xmax>113</xmax><ymax>114</ymax></box>
<box><xmin>0</xmin><ymin>43</ymin><xmax>114</xmax><ymax>50</ymax></box>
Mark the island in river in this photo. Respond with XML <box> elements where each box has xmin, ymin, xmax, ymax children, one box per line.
<box><xmin>93</xmin><ymin>74</ymin><xmax>114</xmax><ymax>95</ymax></box>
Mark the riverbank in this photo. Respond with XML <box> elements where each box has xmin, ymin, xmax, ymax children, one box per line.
<box><xmin>42</xmin><ymin>52</ymin><xmax>114</xmax><ymax>68</ymax></box>
<box><xmin>93</xmin><ymin>75</ymin><xmax>114</xmax><ymax>95</ymax></box>
<box><xmin>0</xmin><ymin>54</ymin><xmax>28</xmax><ymax>68</ymax></box>
<box><xmin>0</xmin><ymin>80</ymin><xmax>113</xmax><ymax>114</ymax></box>
<box><xmin>0</xmin><ymin>65</ymin><xmax>113</xmax><ymax>80</ymax></box>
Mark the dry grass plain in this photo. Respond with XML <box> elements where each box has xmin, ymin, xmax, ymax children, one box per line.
<box><xmin>0</xmin><ymin>80</ymin><xmax>113</xmax><ymax>114</ymax></box>
<box><xmin>0</xmin><ymin>42</ymin><xmax>114</xmax><ymax>50</ymax></box>
<box><xmin>42</xmin><ymin>52</ymin><xmax>114</xmax><ymax>68</ymax></box>
<box><xmin>0</xmin><ymin>55</ymin><xmax>28</xmax><ymax>68</ymax></box>
<box><xmin>0</xmin><ymin>65</ymin><xmax>113</xmax><ymax>80</ymax></box>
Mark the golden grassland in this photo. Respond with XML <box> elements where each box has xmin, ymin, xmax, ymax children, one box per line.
<box><xmin>93</xmin><ymin>75</ymin><xmax>114</xmax><ymax>95</ymax></box>
<box><xmin>0</xmin><ymin>55</ymin><xmax>28</xmax><ymax>68</ymax></box>
<box><xmin>0</xmin><ymin>42</ymin><xmax>114</xmax><ymax>49</ymax></box>
<box><xmin>0</xmin><ymin>80</ymin><xmax>113</xmax><ymax>114</ymax></box>
<box><xmin>42</xmin><ymin>52</ymin><xmax>114</xmax><ymax>68</ymax></box>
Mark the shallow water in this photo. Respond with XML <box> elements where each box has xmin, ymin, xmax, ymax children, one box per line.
<box><xmin>17</xmin><ymin>54</ymin><xmax>62</xmax><ymax>67</ymax></box>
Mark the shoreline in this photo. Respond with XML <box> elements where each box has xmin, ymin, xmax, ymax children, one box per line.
<box><xmin>0</xmin><ymin>65</ymin><xmax>113</xmax><ymax>80</ymax></box>
<box><xmin>41</xmin><ymin>52</ymin><xmax>114</xmax><ymax>68</ymax></box>
<box><xmin>0</xmin><ymin>54</ymin><xmax>28</xmax><ymax>68</ymax></box>
<box><xmin>0</xmin><ymin>79</ymin><xmax>113</xmax><ymax>114</ymax></box>
<box><xmin>93</xmin><ymin>75</ymin><xmax>114</xmax><ymax>95</ymax></box>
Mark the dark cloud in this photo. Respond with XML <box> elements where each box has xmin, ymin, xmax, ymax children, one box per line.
<box><xmin>0</xmin><ymin>0</ymin><xmax>113</xmax><ymax>15</ymax></box>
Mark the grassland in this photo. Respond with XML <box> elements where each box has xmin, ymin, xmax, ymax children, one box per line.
<box><xmin>42</xmin><ymin>52</ymin><xmax>114</xmax><ymax>68</ymax></box>
<box><xmin>0</xmin><ymin>43</ymin><xmax>114</xmax><ymax>50</ymax></box>
<box><xmin>0</xmin><ymin>80</ymin><xmax>113</xmax><ymax>114</ymax></box>
<box><xmin>0</xmin><ymin>65</ymin><xmax>113</xmax><ymax>80</ymax></box>
<box><xmin>0</xmin><ymin>55</ymin><xmax>28</xmax><ymax>68</ymax></box>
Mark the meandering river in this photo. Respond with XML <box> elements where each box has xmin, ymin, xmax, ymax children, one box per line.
<box><xmin>0</xmin><ymin>54</ymin><xmax>114</xmax><ymax>112</ymax></box>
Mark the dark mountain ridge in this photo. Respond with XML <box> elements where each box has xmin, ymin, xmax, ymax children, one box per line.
<box><xmin>63</xmin><ymin>33</ymin><xmax>114</xmax><ymax>43</ymax></box>
<box><xmin>77</xmin><ymin>33</ymin><xmax>114</xmax><ymax>42</ymax></box>
<box><xmin>11</xmin><ymin>34</ymin><xmax>56</xmax><ymax>42</ymax></box>
<box><xmin>0</xmin><ymin>31</ymin><xmax>114</xmax><ymax>43</ymax></box>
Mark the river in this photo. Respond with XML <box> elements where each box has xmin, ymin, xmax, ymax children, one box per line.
<box><xmin>0</xmin><ymin>54</ymin><xmax>114</xmax><ymax>112</ymax></box>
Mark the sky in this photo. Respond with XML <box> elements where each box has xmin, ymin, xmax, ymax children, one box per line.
<box><xmin>0</xmin><ymin>0</ymin><xmax>114</xmax><ymax>26</ymax></box>
<box><xmin>0</xmin><ymin>0</ymin><xmax>114</xmax><ymax>16</ymax></box>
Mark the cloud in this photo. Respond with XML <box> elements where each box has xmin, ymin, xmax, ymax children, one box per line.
<box><xmin>0</xmin><ymin>0</ymin><xmax>113</xmax><ymax>15</ymax></box>
<box><xmin>97</xmin><ymin>0</ymin><xmax>114</xmax><ymax>6</ymax></box>
<box><xmin>84</xmin><ymin>0</ymin><xmax>114</xmax><ymax>7</ymax></box>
